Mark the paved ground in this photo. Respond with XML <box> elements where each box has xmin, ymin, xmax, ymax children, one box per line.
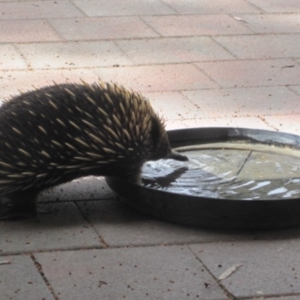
<box><xmin>0</xmin><ymin>0</ymin><xmax>300</xmax><ymax>299</ymax></box>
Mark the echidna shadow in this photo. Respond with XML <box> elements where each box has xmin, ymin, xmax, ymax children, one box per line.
<box><xmin>0</xmin><ymin>80</ymin><xmax>188</xmax><ymax>220</ymax></box>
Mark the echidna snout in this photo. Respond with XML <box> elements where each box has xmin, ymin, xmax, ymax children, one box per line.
<box><xmin>0</xmin><ymin>80</ymin><xmax>187</xmax><ymax>220</ymax></box>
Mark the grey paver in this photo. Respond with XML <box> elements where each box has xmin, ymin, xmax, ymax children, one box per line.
<box><xmin>289</xmin><ymin>85</ymin><xmax>300</xmax><ymax>96</ymax></box>
<box><xmin>77</xmin><ymin>199</ymin><xmax>252</xmax><ymax>247</ymax></box>
<box><xmin>182</xmin><ymin>86</ymin><xmax>300</xmax><ymax>117</ymax></box>
<box><xmin>263</xmin><ymin>115</ymin><xmax>300</xmax><ymax>135</ymax></box>
<box><xmin>165</xmin><ymin>117</ymin><xmax>273</xmax><ymax>131</ymax></box>
<box><xmin>143</xmin><ymin>91</ymin><xmax>206</xmax><ymax>120</ymax></box>
<box><xmin>94</xmin><ymin>64</ymin><xmax>219</xmax><ymax>92</ymax></box>
<box><xmin>266</xmin><ymin>297</ymin><xmax>300</xmax><ymax>300</ymax></box>
<box><xmin>235</xmin><ymin>14</ymin><xmax>300</xmax><ymax>34</ymax></box>
<box><xmin>0</xmin><ymin>20</ymin><xmax>62</xmax><ymax>43</ymax></box>
<box><xmin>162</xmin><ymin>0</ymin><xmax>261</xmax><ymax>14</ymax></box>
<box><xmin>196</xmin><ymin>59</ymin><xmax>300</xmax><ymax>88</ymax></box>
<box><xmin>215</xmin><ymin>34</ymin><xmax>300</xmax><ymax>59</ymax></box>
<box><xmin>0</xmin><ymin>1</ymin><xmax>84</xmax><ymax>19</ymax></box>
<box><xmin>39</xmin><ymin>176</ymin><xmax>115</xmax><ymax>202</ymax></box>
<box><xmin>35</xmin><ymin>246</ymin><xmax>228</xmax><ymax>300</ymax></box>
<box><xmin>0</xmin><ymin>202</ymin><xmax>103</xmax><ymax>254</ymax></box>
<box><xmin>73</xmin><ymin>0</ymin><xmax>176</xmax><ymax>16</ymax></box>
<box><xmin>49</xmin><ymin>17</ymin><xmax>159</xmax><ymax>40</ymax></box>
<box><xmin>248</xmin><ymin>0</ymin><xmax>300</xmax><ymax>13</ymax></box>
<box><xmin>0</xmin><ymin>255</ymin><xmax>54</xmax><ymax>300</ymax></box>
<box><xmin>142</xmin><ymin>15</ymin><xmax>252</xmax><ymax>36</ymax></box>
<box><xmin>190</xmin><ymin>240</ymin><xmax>300</xmax><ymax>298</ymax></box>
<box><xmin>0</xmin><ymin>44</ymin><xmax>27</xmax><ymax>70</ymax></box>
<box><xmin>16</xmin><ymin>41</ymin><xmax>132</xmax><ymax>69</ymax></box>
<box><xmin>117</xmin><ymin>37</ymin><xmax>234</xmax><ymax>64</ymax></box>
<box><xmin>0</xmin><ymin>69</ymin><xmax>99</xmax><ymax>99</ymax></box>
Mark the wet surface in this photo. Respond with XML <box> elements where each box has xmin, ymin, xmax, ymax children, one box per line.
<box><xmin>142</xmin><ymin>141</ymin><xmax>300</xmax><ymax>200</ymax></box>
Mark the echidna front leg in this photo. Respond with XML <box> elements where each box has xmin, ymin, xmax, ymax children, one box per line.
<box><xmin>0</xmin><ymin>191</ymin><xmax>38</xmax><ymax>220</ymax></box>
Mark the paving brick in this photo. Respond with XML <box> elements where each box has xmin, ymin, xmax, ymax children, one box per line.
<box><xmin>0</xmin><ymin>20</ymin><xmax>62</xmax><ymax>43</ymax></box>
<box><xmin>289</xmin><ymin>85</ymin><xmax>300</xmax><ymax>96</ymax></box>
<box><xmin>34</xmin><ymin>246</ymin><xmax>228</xmax><ymax>300</ymax></box>
<box><xmin>94</xmin><ymin>64</ymin><xmax>219</xmax><ymax>92</ymax></box>
<box><xmin>165</xmin><ymin>117</ymin><xmax>273</xmax><ymax>131</ymax></box>
<box><xmin>0</xmin><ymin>255</ymin><xmax>54</xmax><ymax>300</ymax></box>
<box><xmin>143</xmin><ymin>91</ymin><xmax>205</xmax><ymax>120</ymax></box>
<box><xmin>117</xmin><ymin>37</ymin><xmax>234</xmax><ymax>64</ymax></box>
<box><xmin>39</xmin><ymin>176</ymin><xmax>115</xmax><ymax>202</ymax></box>
<box><xmin>73</xmin><ymin>0</ymin><xmax>176</xmax><ymax>16</ymax></box>
<box><xmin>49</xmin><ymin>17</ymin><xmax>158</xmax><ymax>40</ymax></box>
<box><xmin>248</xmin><ymin>0</ymin><xmax>300</xmax><ymax>13</ymax></box>
<box><xmin>182</xmin><ymin>86</ymin><xmax>300</xmax><ymax>117</ymax></box>
<box><xmin>190</xmin><ymin>240</ymin><xmax>300</xmax><ymax>297</ymax></box>
<box><xmin>77</xmin><ymin>200</ymin><xmax>251</xmax><ymax>247</ymax></box>
<box><xmin>142</xmin><ymin>15</ymin><xmax>252</xmax><ymax>37</ymax></box>
<box><xmin>196</xmin><ymin>59</ymin><xmax>300</xmax><ymax>88</ymax></box>
<box><xmin>236</xmin><ymin>13</ymin><xmax>300</xmax><ymax>34</ymax></box>
<box><xmin>162</xmin><ymin>0</ymin><xmax>261</xmax><ymax>14</ymax></box>
<box><xmin>0</xmin><ymin>202</ymin><xmax>103</xmax><ymax>254</ymax></box>
<box><xmin>16</xmin><ymin>41</ymin><xmax>131</xmax><ymax>69</ymax></box>
<box><xmin>0</xmin><ymin>1</ymin><xmax>84</xmax><ymax>20</ymax></box>
<box><xmin>0</xmin><ymin>69</ymin><xmax>98</xmax><ymax>100</ymax></box>
<box><xmin>263</xmin><ymin>114</ymin><xmax>300</xmax><ymax>135</ymax></box>
<box><xmin>0</xmin><ymin>44</ymin><xmax>27</xmax><ymax>70</ymax></box>
<box><xmin>266</xmin><ymin>297</ymin><xmax>300</xmax><ymax>300</ymax></box>
<box><xmin>215</xmin><ymin>34</ymin><xmax>300</xmax><ymax>59</ymax></box>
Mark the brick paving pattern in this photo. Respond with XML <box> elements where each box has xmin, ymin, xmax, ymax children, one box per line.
<box><xmin>0</xmin><ymin>1</ymin><xmax>299</xmax><ymax>299</ymax></box>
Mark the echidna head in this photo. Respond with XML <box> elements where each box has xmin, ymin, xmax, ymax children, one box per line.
<box><xmin>149</xmin><ymin>114</ymin><xmax>188</xmax><ymax>162</ymax></box>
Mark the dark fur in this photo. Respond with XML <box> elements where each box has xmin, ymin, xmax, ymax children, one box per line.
<box><xmin>0</xmin><ymin>81</ymin><xmax>187</xmax><ymax>219</ymax></box>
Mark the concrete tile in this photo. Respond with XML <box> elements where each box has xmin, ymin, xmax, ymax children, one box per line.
<box><xmin>0</xmin><ymin>1</ymin><xmax>84</xmax><ymax>19</ymax></box>
<box><xmin>35</xmin><ymin>246</ymin><xmax>228</xmax><ymax>300</ymax></box>
<box><xmin>196</xmin><ymin>59</ymin><xmax>300</xmax><ymax>88</ymax></box>
<box><xmin>162</xmin><ymin>0</ymin><xmax>261</xmax><ymax>14</ymax></box>
<box><xmin>289</xmin><ymin>85</ymin><xmax>300</xmax><ymax>96</ymax></box>
<box><xmin>266</xmin><ymin>297</ymin><xmax>300</xmax><ymax>300</ymax></box>
<box><xmin>0</xmin><ymin>44</ymin><xmax>27</xmax><ymax>70</ymax></box>
<box><xmin>73</xmin><ymin>0</ymin><xmax>176</xmax><ymax>16</ymax></box>
<box><xmin>94</xmin><ymin>64</ymin><xmax>219</xmax><ymax>92</ymax></box>
<box><xmin>0</xmin><ymin>255</ymin><xmax>54</xmax><ymax>300</ymax></box>
<box><xmin>182</xmin><ymin>87</ymin><xmax>300</xmax><ymax>117</ymax></box>
<box><xmin>0</xmin><ymin>69</ymin><xmax>99</xmax><ymax>100</ymax></box>
<box><xmin>215</xmin><ymin>34</ymin><xmax>300</xmax><ymax>59</ymax></box>
<box><xmin>248</xmin><ymin>0</ymin><xmax>300</xmax><ymax>13</ymax></box>
<box><xmin>0</xmin><ymin>202</ymin><xmax>103</xmax><ymax>254</ymax></box>
<box><xmin>39</xmin><ymin>176</ymin><xmax>115</xmax><ymax>202</ymax></box>
<box><xmin>263</xmin><ymin>114</ymin><xmax>300</xmax><ymax>135</ymax></box>
<box><xmin>117</xmin><ymin>37</ymin><xmax>234</xmax><ymax>64</ymax></box>
<box><xmin>143</xmin><ymin>15</ymin><xmax>252</xmax><ymax>37</ymax></box>
<box><xmin>236</xmin><ymin>13</ymin><xmax>300</xmax><ymax>34</ymax></box>
<box><xmin>165</xmin><ymin>117</ymin><xmax>273</xmax><ymax>131</ymax></box>
<box><xmin>16</xmin><ymin>41</ymin><xmax>132</xmax><ymax>69</ymax></box>
<box><xmin>143</xmin><ymin>91</ymin><xmax>205</xmax><ymax>120</ymax></box>
<box><xmin>49</xmin><ymin>17</ymin><xmax>158</xmax><ymax>40</ymax></box>
<box><xmin>0</xmin><ymin>20</ymin><xmax>62</xmax><ymax>43</ymax></box>
<box><xmin>78</xmin><ymin>200</ymin><xmax>251</xmax><ymax>247</ymax></box>
<box><xmin>190</xmin><ymin>240</ymin><xmax>300</xmax><ymax>297</ymax></box>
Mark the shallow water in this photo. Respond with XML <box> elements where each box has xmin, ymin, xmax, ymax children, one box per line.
<box><xmin>141</xmin><ymin>141</ymin><xmax>300</xmax><ymax>200</ymax></box>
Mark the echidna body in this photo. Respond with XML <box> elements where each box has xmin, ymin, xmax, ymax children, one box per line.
<box><xmin>0</xmin><ymin>81</ymin><xmax>187</xmax><ymax>219</ymax></box>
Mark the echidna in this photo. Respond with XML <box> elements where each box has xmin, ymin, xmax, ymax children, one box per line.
<box><xmin>0</xmin><ymin>80</ymin><xmax>187</xmax><ymax>219</ymax></box>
